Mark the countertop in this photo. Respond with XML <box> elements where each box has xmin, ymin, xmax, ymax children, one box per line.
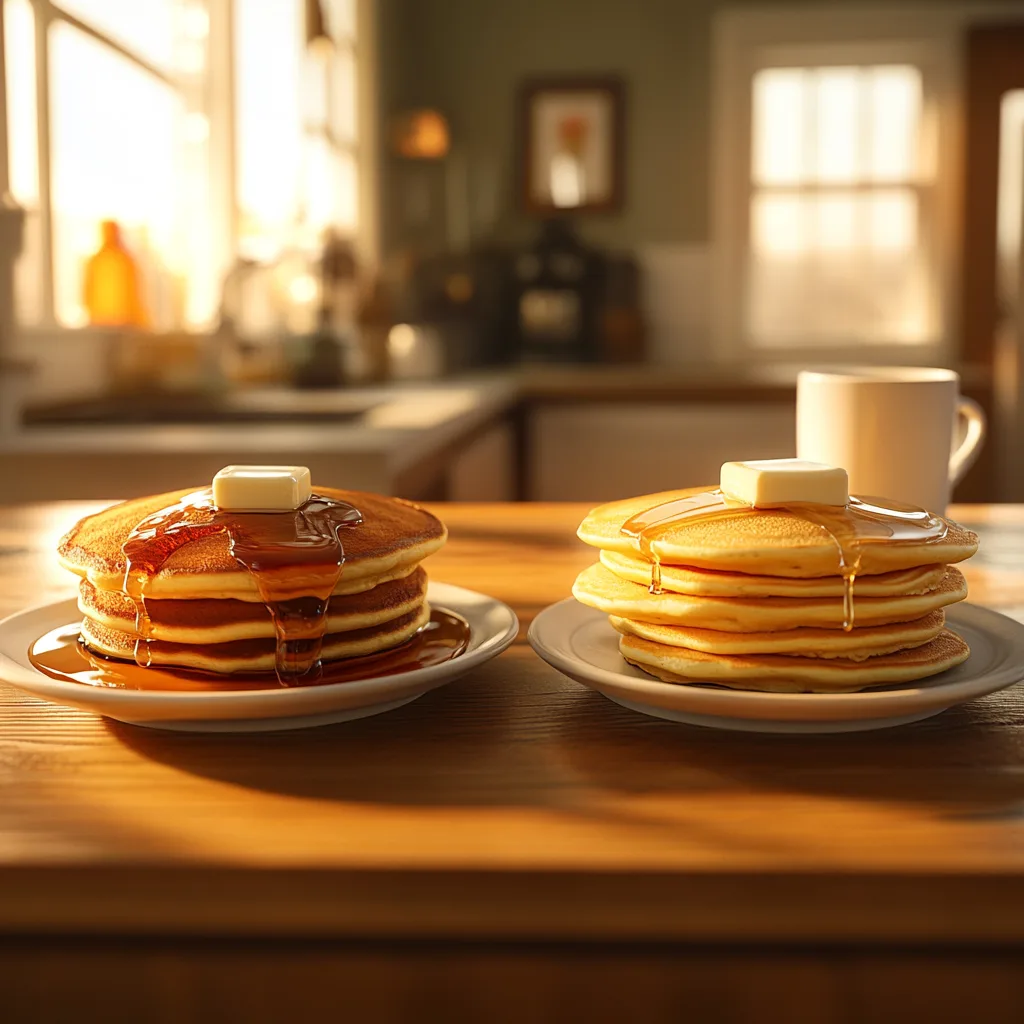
<box><xmin>2</xmin><ymin>501</ymin><xmax>1024</xmax><ymax>1018</ymax></box>
<box><xmin>0</xmin><ymin>377</ymin><xmax>519</xmax><ymax>501</ymax></box>
<box><xmin>1</xmin><ymin>502</ymin><xmax>1024</xmax><ymax>935</ymax></box>
<box><xmin>1</xmin><ymin>377</ymin><xmax>518</xmax><ymax>458</ymax></box>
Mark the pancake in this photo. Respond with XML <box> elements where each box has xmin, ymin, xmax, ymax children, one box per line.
<box><xmin>573</xmin><ymin>562</ymin><xmax>967</xmax><ymax>631</ymax></box>
<box><xmin>620</xmin><ymin>628</ymin><xmax>970</xmax><ymax>693</ymax></box>
<box><xmin>578</xmin><ymin>487</ymin><xmax>979</xmax><ymax>577</ymax></box>
<box><xmin>58</xmin><ymin>488</ymin><xmax>446</xmax><ymax>599</ymax></box>
<box><xmin>599</xmin><ymin>549</ymin><xmax>946</xmax><ymax>599</ymax></box>
<box><xmin>79</xmin><ymin>567</ymin><xmax>429</xmax><ymax>644</ymax></box>
<box><xmin>609</xmin><ymin>610</ymin><xmax>946</xmax><ymax>660</ymax></box>
<box><xmin>81</xmin><ymin>604</ymin><xmax>431</xmax><ymax>674</ymax></box>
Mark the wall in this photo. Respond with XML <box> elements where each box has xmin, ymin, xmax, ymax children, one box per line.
<box><xmin>385</xmin><ymin>0</ymin><xmax>715</xmax><ymax>253</ymax></box>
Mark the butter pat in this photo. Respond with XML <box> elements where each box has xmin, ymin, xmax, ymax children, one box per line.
<box><xmin>212</xmin><ymin>465</ymin><xmax>312</xmax><ymax>511</ymax></box>
<box><xmin>720</xmin><ymin>459</ymin><xmax>848</xmax><ymax>508</ymax></box>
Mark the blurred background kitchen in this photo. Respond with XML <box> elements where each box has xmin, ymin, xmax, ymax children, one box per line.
<box><xmin>0</xmin><ymin>0</ymin><xmax>1023</xmax><ymax>504</ymax></box>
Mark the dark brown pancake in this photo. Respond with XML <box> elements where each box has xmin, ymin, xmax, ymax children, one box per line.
<box><xmin>79</xmin><ymin>566</ymin><xmax>429</xmax><ymax>642</ymax></box>
<box><xmin>81</xmin><ymin>605</ymin><xmax>431</xmax><ymax>673</ymax></box>
<box><xmin>58</xmin><ymin>487</ymin><xmax>446</xmax><ymax>597</ymax></box>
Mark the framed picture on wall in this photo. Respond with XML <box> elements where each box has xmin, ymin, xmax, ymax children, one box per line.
<box><xmin>519</xmin><ymin>77</ymin><xmax>626</xmax><ymax>215</ymax></box>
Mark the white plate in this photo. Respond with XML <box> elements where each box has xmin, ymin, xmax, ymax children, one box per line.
<box><xmin>0</xmin><ymin>582</ymin><xmax>518</xmax><ymax>732</ymax></box>
<box><xmin>529</xmin><ymin>599</ymin><xmax>1024</xmax><ymax>733</ymax></box>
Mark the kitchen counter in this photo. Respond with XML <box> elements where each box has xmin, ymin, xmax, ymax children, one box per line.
<box><xmin>0</xmin><ymin>378</ymin><xmax>518</xmax><ymax>501</ymax></box>
<box><xmin>1</xmin><ymin>501</ymin><xmax>1023</xmax><ymax>1021</ymax></box>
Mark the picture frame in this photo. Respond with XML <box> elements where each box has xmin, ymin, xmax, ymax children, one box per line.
<box><xmin>518</xmin><ymin>76</ymin><xmax>626</xmax><ymax>215</ymax></box>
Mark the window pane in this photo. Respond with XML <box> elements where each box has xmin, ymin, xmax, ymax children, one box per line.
<box><xmin>4</xmin><ymin>0</ymin><xmax>42</xmax><ymax>325</ymax></box>
<box><xmin>753</xmin><ymin>68</ymin><xmax>806</xmax><ymax>185</ymax></box>
<box><xmin>303</xmin><ymin>53</ymin><xmax>329</xmax><ymax>129</ymax></box>
<box><xmin>335</xmin><ymin>150</ymin><xmax>359</xmax><ymax>231</ymax></box>
<box><xmin>326</xmin><ymin>0</ymin><xmax>355</xmax><ymax>41</ymax></box>
<box><xmin>751</xmin><ymin>194</ymin><xmax>806</xmax><ymax>256</ymax></box>
<box><xmin>749</xmin><ymin>190</ymin><xmax>930</xmax><ymax>346</ymax></box>
<box><xmin>815</xmin><ymin>68</ymin><xmax>858</xmax><ymax>183</ymax></box>
<box><xmin>49</xmin><ymin>21</ymin><xmax>181</xmax><ymax>327</ymax></box>
<box><xmin>329</xmin><ymin>47</ymin><xmax>357</xmax><ymax>144</ymax></box>
<box><xmin>997</xmin><ymin>89</ymin><xmax>1024</xmax><ymax>310</ymax></box>
<box><xmin>4</xmin><ymin>0</ymin><xmax>38</xmax><ymax>206</ymax></box>
<box><xmin>303</xmin><ymin>140</ymin><xmax>357</xmax><ymax>232</ymax></box>
<box><xmin>868</xmin><ymin>190</ymin><xmax>917</xmax><ymax>251</ymax></box>
<box><xmin>867</xmin><ymin>66</ymin><xmax>920</xmax><ymax>181</ymax></box>
<box><xmin>55</xmin><ymin>0</ymin><xmax>177</xmax><ymax>71</ymax></box>
<box><xmin>816</xmin><ymin>194</ymin><xmax>857</xmax><ymax>250</ymax></box>
<box><xmin>235</xmin><ymin>0</ymin><xmax>304</xmax><ymax>253</ymax></box>
<box><xmin>753</xmin><ymin>64</ymin><xmax>922</xmax><ymax>186</ymax></box>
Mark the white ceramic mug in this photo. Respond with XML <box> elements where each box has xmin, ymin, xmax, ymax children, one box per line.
<box><xmin>796</xmin><ymin>367</ymin><xmax>986</xmax><ymax>515</ymax></box>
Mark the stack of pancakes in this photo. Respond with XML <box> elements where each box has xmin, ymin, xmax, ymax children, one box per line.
<box><xmin>573</xmin><ymin>488</ymin><xmax>979</xmax><ymax>693</ymax></box>
<box><xmin>58</xmin><ymin>488</ymin><xmax>446</xmax><ymax>674</ymax></box>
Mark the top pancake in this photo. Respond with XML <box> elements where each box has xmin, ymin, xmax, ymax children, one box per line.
<box><xmin>578</xmin><ymin>487</ymin><xmax>978</xmax><ymax>578</ymax></box>
<box><xmin>59</xmin><ymin>487</ymin><xmax>446</xmax><ymax>600</ymax></box>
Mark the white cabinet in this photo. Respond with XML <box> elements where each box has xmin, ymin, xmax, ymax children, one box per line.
<box><xmin>447</xmin><ymin>419</ymin><xmax>516</xmax><ymax>501</ymax></box>
<box><xmin>529</xmin><ymin>403</ymin><xmax>796</xmax><ymax>501</ymax></box>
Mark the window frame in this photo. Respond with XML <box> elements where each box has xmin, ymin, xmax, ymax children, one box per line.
<box><xmin>0</xmin><ymin>0</ymin><xmax>379</xmax><ymax>336</ymax></box>
<box><xmin>711</xmin><ymin>5</ymin><xmax>985</xmax><ymax>366</ymax></box>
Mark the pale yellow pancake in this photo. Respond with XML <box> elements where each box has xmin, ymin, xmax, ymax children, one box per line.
<box><xmin>573</xmin><ymin>562</ymin><xmax>967</xmax><ymax>631</ymax></box>
<box><xmin>78</xmin><ymin>568</ymin><xmax>428</xmax><ymax>644</ymax></box>
<box><xmin>620</xmin><ymin>629</ymin><xmax>970</xmax><ymax>693</ymax></box>
<box><xmin>600</xmin><ymin>549</ymin><xmax>946</xmax><ymax>599</ymax></box>
<box><xmin>578</xmin><ymin>487</ymin><xmax>978</xmax><ymax>578</ymax></box>
<box><xmin>81</xmin><ymin>603</ymin><xmax>431</xmax><ymax>674</ymax></box>
<box><xmin>609</xmin><ymin>610</ymin><xmax>945</xmax><ymax>660</ymax></box>
<box><xmin>59</xmin><ymin>487</ymin><xmax>446</xmax><ymax>599</ymax></box>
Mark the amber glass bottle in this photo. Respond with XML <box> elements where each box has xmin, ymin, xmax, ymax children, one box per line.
<box><xmin>83</xmin><ymin>220</ymin><xmax>148</xmax><ymax>328</ymax></box>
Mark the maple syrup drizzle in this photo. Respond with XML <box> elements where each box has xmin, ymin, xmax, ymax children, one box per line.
<box><xmin>28</xmin><ymin>610</ymin><xmax>471</xmax><ymax>692</ymax></box>
<box><xmin>620</xmin><ymin>491</ymin><xmax>752</xmax><ymax>596</ymax></box>
<box><xmin>121</xmin><ymin>489</ymin><xmax>362</xmax><ymax>681</ymax></box>
<box><xmin>620</xmin><ymin>490</ymin><xmax>947</xmax><ymax>630</ymax></box>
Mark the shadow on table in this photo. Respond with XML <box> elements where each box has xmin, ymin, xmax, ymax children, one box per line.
<box><xmin>548</xmin><ymin>685</ymin><xmax>1024</xmax><ymax>822</ymax></box>
<box><xmin>105</xmin><ymin>650</ymin><xmax>1024</xmax><ymax>821</ymax></box>
<box><xmin>103</xmin><ymin>654</ymin><xmax>579</xmax><ymax>808</ymax></box>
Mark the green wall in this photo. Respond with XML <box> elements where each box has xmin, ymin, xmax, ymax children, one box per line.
<box><xmin>390</xmin><ymin>0</ymin><xmax>716</xmax><ymax>250</ymax></box>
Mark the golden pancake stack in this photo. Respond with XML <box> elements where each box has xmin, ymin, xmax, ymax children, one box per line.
<box><xmin>573</xmin><ymin>487</ymin><xmax>980</xmax><ymax>693</ymax></box>
<box><xmin>58</xmin><ymin>488</ymin><xmax>447</xmax><ymax>674</ymax></box>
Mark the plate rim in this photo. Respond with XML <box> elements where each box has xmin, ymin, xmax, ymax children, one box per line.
<box><xmin>0</xmin><ymin>581</ymin><xmax>518</xmax><ymax>708</ymax></box>
<box><xmin>528</xmin><ymin>598</ymin><xmax>1024</xmax><ymax>714</ymax></box>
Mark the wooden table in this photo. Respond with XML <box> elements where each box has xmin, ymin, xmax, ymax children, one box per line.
<box><xmin>3</xmin><ymin>502</ymin><xmax>1024</xmax><ymax>1023</ymax></box>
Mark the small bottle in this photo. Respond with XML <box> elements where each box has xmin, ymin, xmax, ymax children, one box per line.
<box><xmin>83</xmin><ymin>220</ymin><xmax>148</xmax><ymax>328</ymax></box>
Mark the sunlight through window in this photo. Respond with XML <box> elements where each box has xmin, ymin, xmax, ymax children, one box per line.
<box><xmin>2</xmin><ymin>0</ymin><xmax>362</xmax><ymax>331</ymax></box>
<box><xmin>749</xmin><ymin>64</ymin><xmax>932</xmax><ymax>348</ymax></box>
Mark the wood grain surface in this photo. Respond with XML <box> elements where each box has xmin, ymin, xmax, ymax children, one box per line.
<box><xmin>3</xmin><ymin>502</ymin><xmax>1024</xmax><ymax>1021</ymax></box>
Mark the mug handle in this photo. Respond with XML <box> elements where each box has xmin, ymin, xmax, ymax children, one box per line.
<box><xmin>949</xmin><ymin>397</ymin><xmax>986</xmax><ymax>485</ymax></box>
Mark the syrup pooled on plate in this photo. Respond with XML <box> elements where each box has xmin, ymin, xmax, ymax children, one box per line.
<box><xmin>28</xmin><ymin>609</ymin><xmax>471</xmax><ymax>692</ymax></box>
<box><xmin>620</xmin><ymin>490</ymin><xmax>948</xmax><ymax>630</ymax></box>
<box><xmin>121</xmin><ymin>489</ymin><xmax>363</xmax><ymax>680</ymax></box>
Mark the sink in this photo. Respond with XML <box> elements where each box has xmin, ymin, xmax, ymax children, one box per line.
<box><xmin>22</xmin><ymin>391</ymin><xmax>383</xmax><ymax>427</ymax></box>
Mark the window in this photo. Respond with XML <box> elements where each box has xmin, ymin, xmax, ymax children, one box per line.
<box><xmin>997</xmin><ymin>89</ymin><xmax>1024</xmax><ymax>316</ymax></box>
<box><xmin>713</xmin><ymin>9</ymin><xmax>963</xmax><ymax>362</ymax></box>
<box><xmin>234</xmin><ymin>0</ymin><xmax>359</xmax><ymax>260</ymax></box>
<box><xmin>750</xmin><ymin>65</ymin><xmax>934</xmax><ymax>348</ymax></box>
<box><xmin>1</xmin><ymin>0</ymin><xmax>366</xmax><ymax>333</ymax></box>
